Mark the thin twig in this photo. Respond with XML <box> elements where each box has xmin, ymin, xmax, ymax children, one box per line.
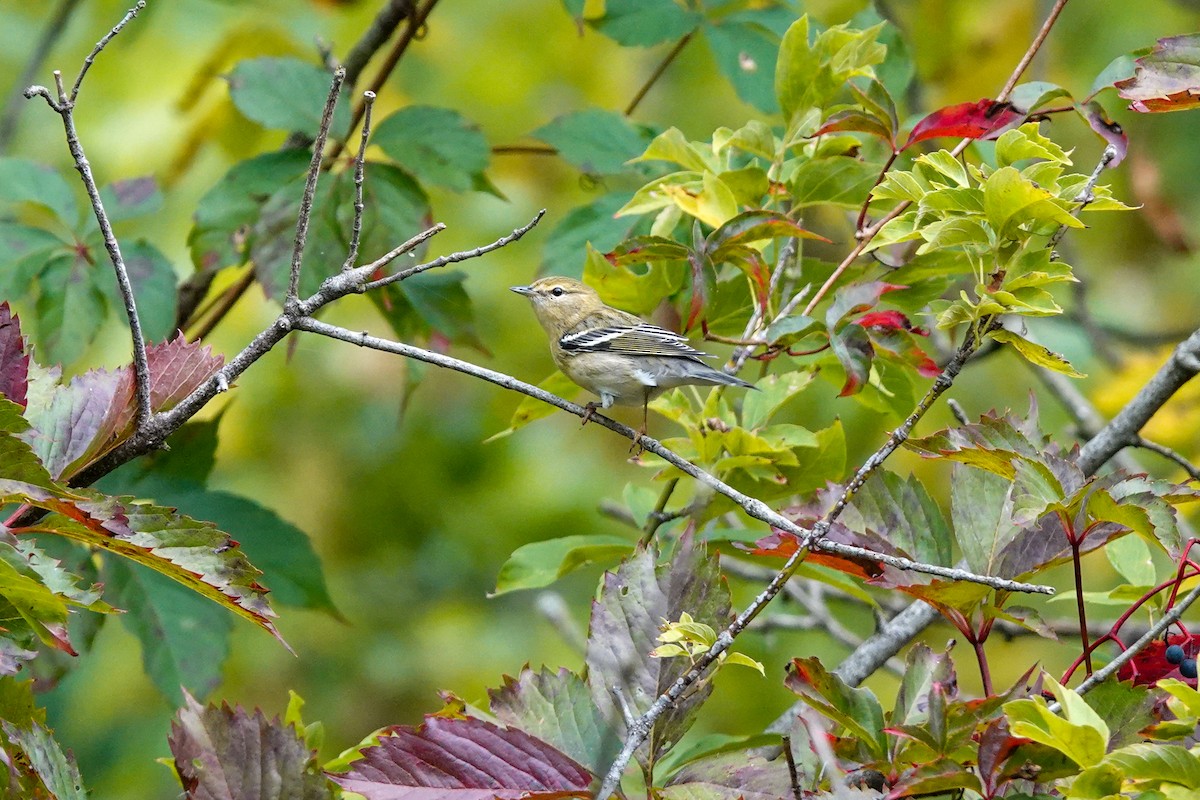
<box><xmin>342</xmin><ymin>0</ymin><xmax>416</xmax><ymax>88</ymax></box>
<box><xmin>286</xmin><ymin>67</ymin><xmax>346</xmax><ymax>311</ymax></box>
<box><xmin>492</xmin><ymin>144</ymin><xmax>559</xmax><ymax>156</ymax></box>
<box><xmin>70</xmin><ymin>0</ymin><xmax>146</xmax><ymax>101</ymax></box>
<box><xmin>342</xmin><ymin>91</ymin><xmax>376</xmax><ymax>272</ymax></box>
<box><xmin>26</xmin><ymin>63</ymin><xmax>154</xmax><ymax>429</ymax></box>
<box><xmin>1048</xmin><ymin>144</ymin><xmax>1118</xmax><ymax>249</ymax></box>
<box><xmin>638</xmin><ymin>478</ymin><xmax>680</xmax><ymax>547</ymax></box>
<box><xmin>624</xmin><ymin>31</ymin><xmax>695</xmax><ymax>117</ymax></box>
<box><xmin>357</xmin><ymin>211</ymin><xmax>545</xmax><ymax>293</ymax></box>
<box><xmin>997</xmin><ymin>0</ymin><xmax>1071</xmax><ymax>101</ymax></box>
<box><xmin>331</xmin><ymin>0</ymin><xmax>440</xmax><ymax>163</ymax></box>
<box><xmin>0</xmin><ymin>0</ymin><xmax>82</xmax><ymax>152</ymax></box>
<box><xmin>781</xmin><ymin>735</ymin><xmax>803</xmax><ymax>800</ymax></box>
<box><xmin>1132</xmin><ymin>437</ymin><xmax>1200</xmax><ymax>481</ymax></box>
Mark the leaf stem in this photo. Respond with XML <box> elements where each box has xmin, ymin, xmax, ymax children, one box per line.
<box><xmin>625</xmin><ymin>31</ymin><xmax>695</xmax><ymax>117</ymax></box>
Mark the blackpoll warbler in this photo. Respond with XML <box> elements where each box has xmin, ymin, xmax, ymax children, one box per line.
<box><xmin>511</xmin><ymin>277</ymin><xmax>756</xmax><ymax>440</ymax></box>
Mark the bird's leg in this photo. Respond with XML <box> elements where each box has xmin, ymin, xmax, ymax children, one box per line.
<box><xmin>581</xmin><ymin>401</ymin><xmax>600</xmax><ymax>427</ymax></box>
<box><xmin>629</xmin><ymin>391</ymin><xmax>651</xmax><ymax>455</ymax></box>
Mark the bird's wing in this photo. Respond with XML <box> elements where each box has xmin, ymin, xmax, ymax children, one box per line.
<box><xmin>560</xmin><ymin>323</ymin><xmax>713</xmax><ymax>360</ymax></box>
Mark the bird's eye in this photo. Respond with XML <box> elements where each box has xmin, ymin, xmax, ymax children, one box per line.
<box><xmin>551</xmin><ymin>287</ymin><xmax>564</xmax><ymax>297</ymax></box>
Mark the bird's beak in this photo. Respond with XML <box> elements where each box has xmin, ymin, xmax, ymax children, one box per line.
<box><xmin>510</xmin><ymin>285</ymin><xmax>534</xmax><ymax>296</ymax></box>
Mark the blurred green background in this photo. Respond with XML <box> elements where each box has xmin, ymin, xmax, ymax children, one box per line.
<box><xmin>4</xmin><ymin>0</ymin><xmax>1200</xmax><ymax>795</ymax></box>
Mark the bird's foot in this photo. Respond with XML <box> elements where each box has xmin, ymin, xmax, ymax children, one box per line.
<box><xmin>628</xmin><ymin>426</ymin><xmax>648</xmax><ymax>456</ymax></box>
<box><xmin>580</xmin><ymin>402</ymin><xmax>600</xmax><ymax>427</ymax></box>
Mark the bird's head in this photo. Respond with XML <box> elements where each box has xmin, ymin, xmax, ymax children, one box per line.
<box><xmin>510</xmin><ymin>276</ymin><xmax>602</xmax><ymax>330</ymax></box>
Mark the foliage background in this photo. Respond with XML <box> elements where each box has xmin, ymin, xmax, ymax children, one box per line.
<box><xmin>3</xmin><ymin>0</ymin><xmax>1200</xmax><ymax>795</ymax></box>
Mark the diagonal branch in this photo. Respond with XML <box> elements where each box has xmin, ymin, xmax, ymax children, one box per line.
<box><xmin>0</xmin><ymin>0</ymin><xmax>83</xmax><ymax>152</ymax></box>
<box><xmin>70</xmin><ymin>0</ymin><xmax>147</xmax><ymax>101</ymax></box>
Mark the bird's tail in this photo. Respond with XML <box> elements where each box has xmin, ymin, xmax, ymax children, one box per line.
<box><xmin>698</xmin><ymin>365</ymin><xmax>757</xmax><ymax>390</ymax></box>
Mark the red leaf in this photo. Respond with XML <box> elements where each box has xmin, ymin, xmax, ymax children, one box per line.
<box><xmin>328</xmin><ymin>716</ymin><xmax>593</xmax><ymax>800</ymax></box>
<box><xmin>813</xmin><ymin>109</ymin><xmax>895</xmax><ymax>147</ymax></box>
<box><xmin>856</xmin><ymin>310</ymin><xmax>910</xmax><ymax>330</ymax></box>
<box><xmin>902</xmin><ymin>99</ymin><xmax>1026</xmax><ymax>150</ymax></box>
<box><xmin>1117</xmin><ymin>634</ymin><xmax>1200</xmax><ymax>686</ymax></box>
<box><xmin>0</xmin><ymin>304</ymin><xmax>29</xmax><ymax>409</ymax></box>
<box><xmin>1115</xmin><ymin>34</ymin><xmax>1200</xmax><ymax>112</ymax></box>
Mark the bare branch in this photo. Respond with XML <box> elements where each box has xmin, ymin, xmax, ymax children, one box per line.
<box><xmin>70</xmin><ymin>0</ymin><xmax>146</xmax><ymax>101</ymax></box>
<box><xmin>342</xmin><ymin>91</ymin><xmax>376</xmax><ymax>273</ymax></box>
<box><xmin>624</xmin><ymin>31</ymin><xmax>694</xmax><ymax>117</ymax></box>
<box><xmin>358</xmin><ymin>210</ymin><xmax>546</xmax><ymax>292</ymax></box>
<box><xmin>1132</xmin><ymin>436</ymin><xmax>1200</xmax><ymax>480</ymax></box>
<box><xmin>342</xmin><ymin>0</ymin><xmax>416</xmax><ymax>88</ymax></box>
<box><xmin>286</xmin><ymin>66</ymin><xmax>347</xmax><ymax>311</ymax></box>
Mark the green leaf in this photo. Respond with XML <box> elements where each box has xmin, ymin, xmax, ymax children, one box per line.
<box><xmin>226</xmin><ymin>57</ymin><xmax>349</xmax><ymax>136</ymax></box>
<box><xmin>983</xmin><ymin>166</ymin><xmax>1083</xmax><ymax>237</ymax></box>
<box><xmin>1105</xmin><ymin>743</ymin><xmax>1200</xmax><ymax>788</ymax></box>
<box><xmin>788</xmin><ymin>156</ymin><xmax>882</xmax><ymax>208</ymax></box>
<box><xmin>703</xmin><ymin>9</ymin><xmax>794</xmax><ymax>113</ymax></box>
<box><xmin>487</xmin><ymin>371</ymin><xmax>582</xmax><ymax>441</ymax></box>
<box><xmin>990</xmin><ymin>329</ymin><xmax>1084</xmax><ymax>377</ymax></box>
<box><xmin>33</xmin><ymin>251</ymin><xmax>107</xmax><ymax>366</ymax></box>
<box><xmin>189</xmin><ymin>149</ymin><xmax>311</xmax><ymax>274</ymax></box>
<box><xmin>563</xmin><ymin>0</ymin><xmax>702</xmax><ymax>47</ymax></box>
<box><xmin>492</xmin><ymin>534</ymin><xmax>632</xmax><ymax>595</ymax></box>
<box><xmin>1105</xmin><ymin>533</ymin><xmax>1156</xmax><ymax>587</ymax></box>
<box><xmin>106</xmin><ymin>558</ymin><xmax>232</xmax><ymax>704</ymax></box>
<box><xmin>541</xmin><ymin>192</ymin><xmax>638</xmax><ymax>276</ymax></box>
<box><xmin>632</xmin><ymin>128</ymin><xmax>714</xmax><ymax>172</ymax></box>
<box><xmin>372</xmin><ymin>105</ymin><xmax>491</xmax><ymax>192</ymax></box>
<box><xmin>740</xmin><ymin>371</ymin><xmax>816</xmax><ymax>431</ymax></box>
<box><xmin>785</xmin><ymin>656</ymin><xmax>888</xmax><ymax>760</ymax></box>
<box><xmin>0</xmin><ymin>158</ymin><xmax>77</xmax><ymax>224</ymax></box>
<box><xmin>489</xmin><ymin>667</ymin><xmax>620</xmax><ymax>774</ymax></box>
<box><xmin>1004</xmin><ymin>678</ymin><xmax>1108</xmax><ymax>768</ymax></box>
<box><xmin>532</xmin><ymin>108</ymin><xmax>653</xmax><ymax>175</ymax></box>
<box><xmin>951</xmin><ymin>465</ymin><xmax>1020</xmax><ymax>578</ymax></box>
<box><xmin>775</xmin><ymin>17</ymin><xmax>887</xmax><ymax>124</ymax></box>
<box><xmin>97</xmin><ymin>239</ymin><xmax>177</xmax><ymax>343</ymax></box>
<box><xmin>0</xmin><ymin>224</ymin><xmax>65</xmax><ymax>300</ymax></box>
<box><xmin>2</xmin><ymin>721</ymin><xmax>87</xmax><ymax>800</ymax></box>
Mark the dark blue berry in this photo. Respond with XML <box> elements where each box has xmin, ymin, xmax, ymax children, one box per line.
<box><xmin>1166</xmin><ymin>644</ymin><xmax>1186</xmax><ymax>664</ymax></box>
<box><xmin>1181</xmin><ymin>658</ymin><xmax>1198</xmax><ymax>680</ymax></box>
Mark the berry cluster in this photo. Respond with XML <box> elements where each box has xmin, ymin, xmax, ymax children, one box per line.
<box><xmin>1165</xmin><ymin>643</ymin><xmax>1198</xmax><ymax>679</ymax></box>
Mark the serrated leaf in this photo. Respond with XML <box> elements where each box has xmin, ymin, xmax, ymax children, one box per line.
<box><xmin>1115</xmin><ymin>34</ymin><xmax>1200</xmax><ymax>112</ymax></box>
<box><xmin>29</xmin><ymin>491</ymin><xmax>281</xmax><ymax>644</ymax></box>
<box><xmin>586</xmin><ymin>540</ymin><xmax>729</xmax><ymax>764</ymax></box>
<box><xmin>489</xmin><ymin>667</ymin><xmax>619</xmax><ymax>774</ymax></box>
<box><xmin>491</xmin><ymin>535</ymin><xmax>632</xmax><ymax>595</ymax></box>
<box><xmin>2</xmin><ymin>721</ymin><xmax>87</xmax><ymax>800</ymax></box>
<box><xmin>660</xmin><ymin>752</ymin><xmax>793</xmax><ymax>800</ymax></box>
<box><xmin>373</xmin><ymin>106</ymin><xmax>490</xmax><ymax>192</ymax></box>
<box><xmin>785</xmin><ymin>657</ymin><xmax>887</xmax><ymax>760</ymax></box>
<box><xmin>227</xmin><ymin>57</ymin><xmax>349</xmax><ymax>136</ymax></box>
<box><xmin>170</xmin><ymin>691</ymin><xmax>333</xmax><ymax>800</ymax></box>
<box><xmin>328</xmin><ymin>715</ymin><xmax>592</xmax><ymax>800</ymax></box>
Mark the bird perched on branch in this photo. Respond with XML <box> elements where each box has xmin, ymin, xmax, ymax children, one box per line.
<box><xmin>511</xmin><ymin>276</ymin><xmax>756</xmax><ymax>447</ymax></box>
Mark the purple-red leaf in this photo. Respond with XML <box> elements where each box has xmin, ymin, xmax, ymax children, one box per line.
<box><xmin>830</xmin><ymin>323</ymin><xmax>873</xmax><ymax>397</ymax></box>
<box><xmin>169</xmin><ymin>691</ymin><xmax>332</xmax><ymax>800</ymax></box>
<box><xmin>813</xmin><ymin>109</ymin><xmax>895</xmax><ymax>147</ymax></box>
<box><xmin>489</xmin><ymin>667</ymin><xmax>616</xmax><ymax>775</ymax></box>
<box><xmin>328</xmin><ymin>715</ymin><xmax>593</xmax><ymax>800</ymax></box>
<box><xmin>22</xmin><ymin>335</ymin><xmax>223</xmax><ymax>481</ymax></box>
<box><xmin>902</xmin><ymin>99</ymin><xmax>1025</xmax><ymax>150</ymax></box>
<box><xmin>1077</xmin><ymin>101</ymin><xmax>1128</xmax><ymax>166</ymax></box>
<box><xmin>1115</xmin><ymin>34</ymin><xmax>1200</xmax><ymax>112</ymax></box>
<box><xmin>0</xmin><ymin>304</ymin><xmax>29</xmax><ymax>409</ymax></box>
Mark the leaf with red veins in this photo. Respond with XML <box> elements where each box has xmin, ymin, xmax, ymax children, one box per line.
<box><xmin>170</xmin><ymin>691</ymin><xmax>333</xmax><ymax>800</ymax></box>
<box><xmin>1077</xmin><ymin>102</ymin><xmax>1128</xmax><ymax>166</ymax></box>
<box><xmin>27</xmin><ymin>491</ymin><xmax>284</xmax><ymax>646</ymax></box>
<box><xmin>328</xmin><ymin>715</ymin><xmax>593</xmax><ymax>800</ymax></box>
<box><xmin>22</xmin><ymin>335</ymin><xmax>223</xmax><ymax>481</ymax></box>
<box><xmin>901</xmin><ymin>99</ymin><xmax>1026</xmax><ymax>150</ymax></box>
<box><xmin>1115</xmin><ymin>34</ymin><xmax>1200</xmax><ymax>112</ymax></box>
<box><xmin>0</xmin><ymin>304</ymin><xmax>29</xmax><ymax>409</ymax></box>
<box><xmin>825</xmin><ymin>281</ymin><xmax>907</xmax><ymax>330</ymax></box>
